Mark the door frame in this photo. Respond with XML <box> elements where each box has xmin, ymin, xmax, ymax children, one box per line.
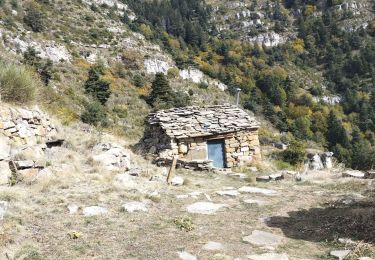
<box><xmin>206</xmin><ymin>138</ymin><xmax>226</xmax><ymax>168</ymax></box>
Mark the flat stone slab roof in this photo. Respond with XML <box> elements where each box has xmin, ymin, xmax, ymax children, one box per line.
<box><xmin>147</xmin><ymin>105</ymin><xmax>259</xmax><ymax>139</ymax></box>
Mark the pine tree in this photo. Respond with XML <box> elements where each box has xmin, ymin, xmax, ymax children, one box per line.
<box><xmin>326</xmin><ymin>111</ymin><xmax>350</xmax><ymax>148</ymax></box>
<box><xmin>84</xmin><ymin>64</ymin><xmax>111</xmax><ymax>105</ymax></box>
<box><xmin>147</xmin><ymin>73</ymin><xmax>174</xmax><ymax>108</ymax></box>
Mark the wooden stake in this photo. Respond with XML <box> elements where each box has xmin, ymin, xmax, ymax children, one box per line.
<box><xmin>167</xmin><ymin>156</ymin><xmax>178</xmax><ymax>184</ymax></box>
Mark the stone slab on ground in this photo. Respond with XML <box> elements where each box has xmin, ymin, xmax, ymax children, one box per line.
<box><xmin>186</xmin><ymin>202</ymin><xmax>227</xmax><ymax>215</ymax></box>
<box><xmin>238</xmin><ymin>186</ymin><xmax>277</xmax><ymax>196</ymax></box>
<box><xmin>343</xmin><ymin>170</ymin><xmax>366</xmax><ymax>179</ymax></box>
<box><xmin>330</xmin><ymin>250</ymin><xmax>351</xmax><ymax>260</ymax></box>
<box><xmin>242</xmin><ymin>230</ymin><xmax>283</xmax><ymax>247</ymax></box>
<box><xmin>177</xmin><ymin>251</ymin><xmax>197</xmax><ymax>260</ymax></box>
<box><xmin>0</xmin><ymin>201</ymin><xmax>9</xmax><ymax>220</ymax></box>
<box><xmin>202</xmin><ymin>241</ymin><xmax>224</xmax><ymax>251</ymax></box>
<box><xmin>247</xmin><ymin>253</ymin><xmax>289</xmax><ymax>260</ymax></box>
<box><xmin>83</xmin><ymin>206</ymin><xmax>108</xmax><ymax>217</ymax></box>
<box><xmin>216</xmin><ymin>190</ymin><xmax>239</xmax><ymax>197</ymax></box>
<box><xmin>243</xmin><ymin>199</ymin><xmax>266</xmax><ymax>206</ymax></box>
<box><xmin>122</xmin><ymin>201</ymin><xmax>148</xmax><ymax>213</ymax></box>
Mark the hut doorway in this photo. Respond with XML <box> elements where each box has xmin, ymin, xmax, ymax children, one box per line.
<box><xmin>207</xmin><ymin>139</ymin><xmax>226</xmax><ymax>168</ymax></box>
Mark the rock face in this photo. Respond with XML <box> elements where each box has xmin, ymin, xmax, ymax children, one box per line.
<box><xmin>186</xmin><ymin>202</ymin><xmax>227</xmax><ymax>215</ymax></box>
<box><xmin>242</xmin><ymin>230</ymin><xmax>283</xmax><ymax>247</ymax></box>
<box><xmin>306</xmin><ymin>152</ymin><xmax>334</xmax><ymax>170</ymax></box>
<box><xmin>92</xmin><ymin>143</ymin><xmax>131</xmax><ymax>170</ymax></box>
<box><xmin>83</xmin><ymin>206</ymin><xmax>108</xmax><ymax>217</ymax></box>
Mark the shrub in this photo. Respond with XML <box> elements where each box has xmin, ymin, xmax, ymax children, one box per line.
<box><xmin>133</xmin><ymin>74</ymin><xmax>145</xmax><ymax>88</ymax></box>
<box><xmin>0</xmin><ymin>64</ymin><xmax>39</xmax><ymax>104</ymax></box>
<box><xmin>280</xmin><ymin>139</ymin><xmax>306</xmax><ymax>165</ymax></box>
<box><xmin>81</xmin><ymin>102</ymin><xmax>109</xmax><ymax>127</ymax></box>
<box><xmin>23</xmin><ymin>3</ymin><xmax>45</xmax><ymax>32</ymax></box>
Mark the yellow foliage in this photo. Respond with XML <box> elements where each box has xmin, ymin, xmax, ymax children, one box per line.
<box><xmin>137</xmin><ymin>86</ymin><xmax>149</xmax><ymax>96</ymax></box>
<box><xmin>292</xmin><ymin>38</ymin><xmax>305</xmax><ymax>54</ymax></box>
<box><xmin>139</xmin><ymin>24</ymin><xmax>153</xmax><ymax>38</ymax></box>
<box><xmin>304</xmin><ymin>5</ymin><xmax>316</xmax><ymax>16</ymax></box>
<box><xmin>56</xmin><ymin>107</ymin><xmax>78</xmax><ymax>125</ymax></box>
<box><xmin>288</xmin><ymin>104</ymin><xmax>312</xmax><ymax>119</ymax></box>
<box><xmin>168</xmin><ymin>38</ymin><xmax>180</xmax><ymax>49</ymax></box>
<box><xmin>75</xmin><ymin>59</ymin><xmax>91</xmax><ymax>69</ymax></box>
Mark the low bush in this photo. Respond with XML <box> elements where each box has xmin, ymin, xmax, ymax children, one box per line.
<box><xmin>0</xmin><ymin>64</ymin><xmax>39</xmax><ymax>104</ymax></box>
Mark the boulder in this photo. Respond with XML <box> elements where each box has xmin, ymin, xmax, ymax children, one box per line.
<box><xmin>330</xmin><ymin>250</ymin><xmax>351</xmax><ymax>260</ymax></box>
<box><xmin>14</xmin><ymin>160</ymin><xmax>34</xmax><ymax>169</ymax></box>
<box><xmin>0</xmin><ymin>201</ymin><xmax>9</xmax><ymax>220</ymax></box>
<box><xmin>122</xmin><ymin>202</ymin><xmax>148</xmax><ymax>213</ymax></box>
<box><xmin>83</xmin><ymin>206</ymin><xmax>108</xmax><ymax>217</ymax></box>
<box><xmin>247</xmin><ymin>253</ymin><xmax>289</xmax><ymax>260</ymax></box>
<box><xmin>186</xmin><ymin>202</ymin><xmax>227</xmax><ymax>215</ymax></box>
<box><xmin>269</xmin><ymin>173</ymin><xmax>284</xmax><ymax>181</ymax></box>
<box><xmin>171</xmin><ymin>176</ymin><xmax>184</xmax><ymax>186</ymax></box>
<box><xmin>92</xmin><ymin>143</ymin><xmax>131</xmax><ymax>170</ymax></box>
<box><xmin>242</xmin><ymin>230</ymin><xmax>283</xmax><ymax>247</ymax></box>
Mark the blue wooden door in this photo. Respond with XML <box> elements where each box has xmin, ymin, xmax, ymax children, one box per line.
<box><xmin>207</xmin><ymin>139</ymin><xmax>226</xmax><ymax>168</ymax></box>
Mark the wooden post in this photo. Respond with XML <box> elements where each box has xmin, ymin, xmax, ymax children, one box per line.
<box><xmin>167</xmin><ymin>156</ymin><xmax>178</xmax><ymax>184</ymax></box>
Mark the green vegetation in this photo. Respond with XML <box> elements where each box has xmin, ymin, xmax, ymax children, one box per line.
<box><xmin>81</xmin><ymin>102</ymin><xmax>109</xmax><ymax>127</ymax></box>
<box><xmin>124</xmin><ymin>0</ymin><xmax>375</xmax><ymax>170</ymax></box>
<box><xmin>147</xmin><ymin>73</ymin><xmax>190</xmax><ymax>110</ymax></box>
<box><xmin>23</xmin><ymin>2</ymin><xmax>45</xmax><ymax>32</ymax></box>
<box><xmin>84</xmin><ymin>64</ymin><xmax>111</xmax><ymax>105</ymax></box>
<box><xmin>0</xmin><ymin>63</ymin><xmax>40</xmax><ymax>104</ymax></box>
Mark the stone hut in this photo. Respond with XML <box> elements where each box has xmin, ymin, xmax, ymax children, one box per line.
<box><xmin>141</xmin><ymin>105</ymin><xmax>261</xmax><ymax>170</ymax></box>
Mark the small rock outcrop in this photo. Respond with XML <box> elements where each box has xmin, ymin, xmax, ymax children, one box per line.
<box><xmin>92</xmin><ymin>143</ymin><xmax>131</xmax><ymax>171</ymax></box>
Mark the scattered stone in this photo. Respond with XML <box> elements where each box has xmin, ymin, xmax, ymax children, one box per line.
<box><xmin>0</xmin><ymin>201</ymin><xmax>8</xmax><ymax>220</ymax></box>
<box><xmin>249</xmin><ymin>166</ymin><xmax>258</xmax><ymax>172</ymax></box>
<box><xmin>229</xmin><ymin>173</ymin><xmax>247</xmax><ymax>179</ymax></box>
<box><xmin>238</xmin><ymin>186</ymin><xmax>277</xmax><ymax>196</ymax></box>
<box><xmin>127</xmin><ymin>167</ymin><xmax>142</xmax><ymax>177</ymax></box>
<box><xmin>204</xmin><ymin>193</ymin><xmax>212</xmax><ymax>201</ymax></box>
<box><xmin>242</xmin><ymin>230</ymin><xmax>283</xmax><ymax>247</ymax></box>
<box><xmin>343</xmin><ymin>170</ymin><xmax>366</xmax><ymax>179</ymax></box>
<box><xmin>149</xmin><ymin>174</ymin><xmax>164</xmax><ymax>182</ymax></box>
<box><xmin>243</xmin><ymin>199</ymin><xmax>266</xmax><ymax>206</ymax></box>
<box><xmin>176</xmin><ymin>194</ymin><xmax>189</xmax><ymax>199</ymax></box>
<box><xmin>0</xmin><ymin>161</ymin><xmax>11</xmax><ymax>185</ymax></box>
<box><xmin>92</xmin><ymin>143</ymin><xmax>130</xmax><ymax>170</ymax></box>
<box><xmin>67</xmin><ymin>204</ymin><xmax>79</xmax><ymax>214</ymax></box>
<box><xmin>113</xmin><ymin>174</ymin><xmax>137</xmax><ymax>190</ymax></box>
<box><xmin>0</xmin><ymin>136</ymin><xmax>10</xmax><ymax>160</ymax></box>
<box><xmin>83</xmin><ymin>206</ymin><xmax>108</xmax><ymax>217</ymax></box>
<box><xmin>338</xmin><ymin>238</ymin><xmax>356</xmax><ymax>245</ymax></box>
<box><xmin>122</xmin><ymin>202</ymin><xmax>148</xmax><ymax>213</ymax></box>
<box><xmin>177</xmin><ymin>251</ymin><xmax>197</xmax><ymax>260</ymax></box>
<box><xmin>14</xmin><ymin>160</ymin><xmax>34</xmax><ymax>169</ymax></box>
<box><xmin>256</xmin><ymin>175</ymin><xmax>271</xmax><ymax>182</ymax></box>
<box><xmin>216</xmin><ymin>190</ymin><xmax>239</xmax><ymax>197</ymax></box>
<box><xmin>358</xmin><ymin>257</ymin><xmax>374</xmax><ymax>260</ymax></box>
<box><xmin>269</xmin><ymin>173</ymin><xmax>284</xmax><ymax>181</ymax></box>
<box><xmin>186</xmin><ymin>202</ymin><xmax>227</xmax><ymax>215</ymax></box>
<box><xmin>171</xmin><ymin>176</ymin><xmax>184</xmax><ymax>186</ymax></box>
<box><xmin>330</xmin><ymin>250</ymin><xmax>351</xmax><ymax>260</ymax></box>
<box><xmin>247</xmin><ymin>253</ymin><xmax>288</xmax><ymax>260</ymax></box>
<box><xmin>203</xmin><ymin>241</ymin><xmax>224</xmax><ymax>251</ymax></box>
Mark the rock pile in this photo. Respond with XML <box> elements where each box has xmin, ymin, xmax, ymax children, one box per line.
<box><xmin>0</xmin><ymin>107</ymin><xmax>57</xmax><ymax>146</ymax></box>
<box><xmin>92</xmin><ymin>143</ymin><xmax>131</xmax><ymax>171</ymax></box>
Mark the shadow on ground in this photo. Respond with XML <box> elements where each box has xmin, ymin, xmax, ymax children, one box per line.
<box><xmin>267</xmin><ymin>200</ymin><xmax>375</xmax><ymax>243</ymax></box>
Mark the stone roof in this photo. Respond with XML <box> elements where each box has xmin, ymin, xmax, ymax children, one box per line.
<box><xmin>148</xmin><ymin>105</ymin><xmax>259</xmax><ymax>139</ymax></box>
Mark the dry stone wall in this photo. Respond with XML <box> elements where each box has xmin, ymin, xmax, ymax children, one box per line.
<box><xmin>0</xmin><ymin>106</ymin><xmax>57</xmax><ymax>146</ymax></box>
